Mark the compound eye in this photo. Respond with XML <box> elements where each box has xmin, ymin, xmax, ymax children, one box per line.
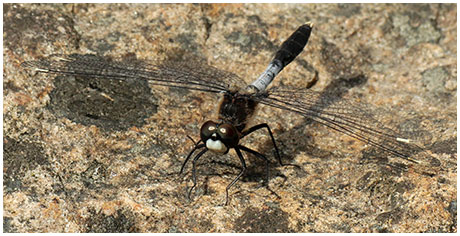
<box><xmin>217</xmin><ymin>123</ymin><xmax>239</xmax><ymax>147</ymax></box>
<box><xmin>200</xmin><ymin>120</ymin><xmax>217</xmax><ymax>140</ymax></box>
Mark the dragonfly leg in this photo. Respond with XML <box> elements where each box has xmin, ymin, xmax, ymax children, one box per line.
<box><xmin>187</xmin><ymin>148</ymin><xmax>207</xmax><ymax>200</ymax></box>
<box><xmin>242</xmin><ymin>123</ymin><xmax>283</xmax><ymax>166</ymax></box>
<box><xmin>239</xmin><ymin>145</ymin><xmax>269</xmax><ymax>186</ymax></box>
<box><xmin>225</xmin><ymin>148</ymin><xmax>247</xmax><ymax>205</ymax></box>
<box><xmin>180</xmin><ymin>143</ymin><xmax>206</xmax><ymax>175</ymax></box>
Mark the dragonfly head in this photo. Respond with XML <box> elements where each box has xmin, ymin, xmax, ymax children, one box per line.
<box><xmin>200</xmin><ymin>120</ymin><xmax>239</xmax><ymax>154</ymax></box>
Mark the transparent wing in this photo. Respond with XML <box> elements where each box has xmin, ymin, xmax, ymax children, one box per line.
<box><xmin>258</xmin><ymin>86</ymin><xmax>426</xmax><ymax>163</ymax></box>
<box><xmin>21</xmin><ymin>54</ymin><xmax>247</xmax><ymax>93</ymax></box>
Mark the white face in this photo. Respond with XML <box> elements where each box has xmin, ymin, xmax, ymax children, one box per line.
<box><xmin>206</xmin><ymin>134</ymin><xmax>228</xmax><ymax>153</ymax></box>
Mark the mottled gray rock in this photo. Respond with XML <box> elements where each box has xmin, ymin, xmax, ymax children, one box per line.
<box><xmin>3</xmin><ymin>3</ymin><xmax>456</xmax><ymax>233</ymax></box>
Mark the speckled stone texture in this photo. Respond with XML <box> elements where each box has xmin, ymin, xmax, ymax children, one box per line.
<box><xmin>3</xmin><ymin>3</ymin><xmax>456</xmax><ymax>233</ymax></box>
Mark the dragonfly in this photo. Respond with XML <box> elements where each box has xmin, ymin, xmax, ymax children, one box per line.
<box><xmin>22</xmin><ymin>23</ymin><xmax>427</xmax><ymax>205</ymax></box>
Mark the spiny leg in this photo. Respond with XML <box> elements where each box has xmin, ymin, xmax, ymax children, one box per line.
<box><xmin>186</xmin><ymin>135</ymin><xmax>200</xmax><ymax>146</ymax></box>
<box><xmin>188</xmin><ymin>148</ymin><xmax>208</xmax><ymax>200</ymax></box>
<box><xmin>180</xmin><ymin>143</ymin><xmax>206</xmax><ymax>175</ymax></box>
<box><xmin>241</xmin><ymin>123</ymin><xmax>284</xmax><ymax>166</ymax></box>
<box><xmin>225</xmin><ymin>148</ymin><xmax>247</xmax><ymax>205</ymax></box>
<box><xmin>239</xmin><ymin>145</ymin><xmax>269</xmax><ymax>185</ymax></box>
<box><xmin>239</xmin><ymin>145</ymin><xmax>282</xmax><ymax>200</ymax></box>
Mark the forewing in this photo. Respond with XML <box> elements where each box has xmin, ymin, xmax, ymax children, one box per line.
<box><xmin>22</xmin><ymin>54</ymin><xmax>246</xmax><ymax>93</ymax></box>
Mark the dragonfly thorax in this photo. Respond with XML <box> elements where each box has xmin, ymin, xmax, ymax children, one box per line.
<box><xmin>218</xmin><ymin>92</ymin><xmax>259</xmax><ymax>132</ymax></box>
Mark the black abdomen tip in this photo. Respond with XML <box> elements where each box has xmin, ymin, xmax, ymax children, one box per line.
<box><xmin>274</xmin><ymin>23</ymin><xmax>313</xmax><ymax>68</ymax></box>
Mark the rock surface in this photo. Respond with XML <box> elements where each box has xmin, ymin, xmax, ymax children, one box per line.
<box><xmin>3</xmin><ymin>3</ymin><xmax>456</xmax><ymax>233</ymax></box>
